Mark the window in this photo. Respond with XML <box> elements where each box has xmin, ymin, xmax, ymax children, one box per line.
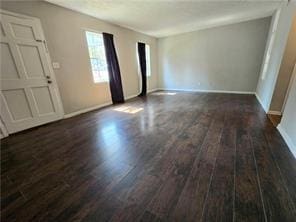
<box><xmin>145</xmin><ymin>44</ymin><xmax>151</xmax><ymax>77</ymax></box>
<box><xmin>85</xmin><ymin>31</ymin><xmax>109</xmax><ymax>83</ymax></box>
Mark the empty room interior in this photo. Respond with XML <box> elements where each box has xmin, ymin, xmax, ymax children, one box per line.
<box><xmin>1</xmin><ymin>0</ymin><xmax>296</xmax><ymax>221</ymax></box>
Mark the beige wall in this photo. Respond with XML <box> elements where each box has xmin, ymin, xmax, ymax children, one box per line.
<box><xmin>1</xmin><ymin>1</ymin><xmax>158</xmax><ymax>114</ymax></box>
<box><xmin>158</xmin><ymin>17</ymin><xmax>270</xmax><ymax>92</ymax></box>
<box><xmin>270</xmin><ymin>14</ymin><xmax>296</xmax><ymax>112</ymax></box>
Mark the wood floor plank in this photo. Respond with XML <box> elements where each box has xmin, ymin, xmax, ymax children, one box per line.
<box><xmin>146</xmin><ymin>110</ymin><xmax>216</xmax><ymax>219</ymax></box>
<box><xmin>109</xmin><ymin>174</ymin><xmax>161</xmax><ymax>221</ymax></box>
<box><xmin>139</xmin><ymin>211</ymin><xmax>163</xmax><ymax>222</ymax></box>
<box><xmin>201</xmin><ymin>110</ymin><xmax>236</xmax><ymax>222</ymax></box>
<box><xmin>170</xmin><ymin>110</ymin><xmax>225</xmax><ymax>222</ymax></box>
<box><xmin>234</xmin><ymin>123</ymin><xmax>266</xmax><ymax>221</ymax></box>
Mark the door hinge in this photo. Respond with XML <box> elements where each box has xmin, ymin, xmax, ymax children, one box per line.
<box><xmin>36</xmin><ymin>39</ymin><xmax>48</xmax><ymax>53</ymax></box>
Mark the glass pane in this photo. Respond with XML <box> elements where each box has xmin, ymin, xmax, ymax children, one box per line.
<box><xmin>90</xmin><ymin>59</ymin><xmax>99</xmax><ymax>71</ymax></box>
<box><xmin>145</xmin><ymin>44</ymin><xmax>151</xmax><ymax>77</ymax></box>
<box><xmin>85</xmin><ymin>31</ymin><xmax>109</xmax><ymax>83</ymax></box>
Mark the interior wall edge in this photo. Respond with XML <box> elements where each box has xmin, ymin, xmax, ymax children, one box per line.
<box><xmin>269</xmin><ymin>14</ymin><xmax>296</xmax><ymax>112</ymax></box>
<box><xmin>256</xmin><ymin>3</ymin><xmax>296</xmax><ymax>113</ymax></box>
<box><xmin>255</xmin><ymin>93</ymin><xmax>268</xmax><ymax>113</ymax></box>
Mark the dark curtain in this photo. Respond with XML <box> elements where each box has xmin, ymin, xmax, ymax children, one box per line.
<box><xmin>137</xmin><ymin>42</ymin><xmax>147</xmax><ymax>96</ymax></box>
<box><xmin>103</xmin><ymin>32</ymin><xmax>124</xmax><ymax>104</ymax></box>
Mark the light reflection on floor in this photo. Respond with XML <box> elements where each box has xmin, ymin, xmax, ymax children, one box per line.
<box><xmin>95</xmin><ymin>121</ymin><xmax>130</xmax><ymax>165</ymax></box>
<box><xmin>152</xmin><ymin>92</ymin><xmax>177</xmax><ymax>96</ymax></box>
<box><xmin>97</xmin><ymin>121</ymin><xmax>121</xmax><ymax>154</ymax></box>
<box><xmin>113</xmin><ymin>106</ymin><xmax>143</xmax><ymax>114</ymax></box>
<box><xmin>140</xmin><ymin>105</ymin><xmax>154</xmax><ymax>132</ymax></box>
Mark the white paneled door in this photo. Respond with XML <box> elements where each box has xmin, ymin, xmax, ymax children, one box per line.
<box><xmin>0</xmin><ymin>10</ymin><xmax>64</xmax><ymax>134</ymax></box>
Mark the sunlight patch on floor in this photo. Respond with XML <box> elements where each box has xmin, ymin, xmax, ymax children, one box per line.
<box><xmin>152</xmin><ymin>92</ymin><xmax>177</xmax><ymax>96</ymax></box>
<box><xmin>114</xmin><ymin>106</ymin><xmax>143</xmax><ymax>114</ymax></box>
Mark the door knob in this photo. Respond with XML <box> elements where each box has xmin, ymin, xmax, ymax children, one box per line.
<box><xmin>47</xmin><ymin>80</ymin><xmax>52</xmax><ymax>84</ymax></box>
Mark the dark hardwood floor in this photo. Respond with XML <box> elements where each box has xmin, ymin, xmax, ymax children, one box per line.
<box><xmin>1</xmin><ymin>91</ymin><xmax>296</xmax><ymax>222</ymax></box>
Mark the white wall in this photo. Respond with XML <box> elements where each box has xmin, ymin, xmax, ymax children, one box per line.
<box><xmin>270</xmin><ymin>14</ymin><xmax>296</xmax><ymax>113</ymax></box>
<box><xmin>0</xmin><ymin>1</ymin><xmax>158</xmax><ymax>115</ymax></box>
<box><xmin>278</xmin><ymin>65</ymin><xmax>296</xmax><ymax>157</ymax></box>
<box><xmin>256</xmin><ymin>2</ymin><xmax>296</xmax><ymax>112</ymax></box>
<box><xmin>158</xmin><ymin>17</ymin><xmax>270</xmax><ymax>93</ymax></box>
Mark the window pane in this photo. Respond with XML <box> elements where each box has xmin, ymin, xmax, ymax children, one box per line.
<box><xmin>145</xmin><ymin>44</ymin><xmax>151</xmax><ymax>77</ymax></box>
<box><xmin>90</xmin><ymin>58</ymin><xmax>99</xmax><ymax>71</ymax></box>
<box><xmin>85</xmin><ymin>31</ymin><xmax>109</xmax><ymax>83</ymax></box>
<box><xmin>89</xmin><ymin>46</ymin><xmax>99</xmax><ymax>58</ymax></box>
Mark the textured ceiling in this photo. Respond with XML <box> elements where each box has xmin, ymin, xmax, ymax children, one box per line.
<box><xmin>46</xmin><ymin>0</ymin><xmax>286</xmax><ymax>37</ymax></box>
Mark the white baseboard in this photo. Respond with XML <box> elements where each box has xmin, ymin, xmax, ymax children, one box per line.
<box><xmin>64</xmin><ymin>101</ymin><xmax>113</xmax><ymax>118</ymax></box>
<box><xmin>64</xmin><ymin>88</ymin><xmax>160</xmax><ymax>119</ymax></box>
<box><xmin>254</xmin><ymin>94</ymin><xmax>282</xmax><ymax>116</ymax></box>
<box><xmin>255</xmin><ymin>93</ymin><xmax>268</xmax><ymax>113</ymax></box>
<box><xmin>277</xmin><ymin>124</ymin><xmax>296</xmax><ymax>158</ymax></box>
<box><xmin>157</xmin><ymin>88</ymin><xmax>255</xmax><ymax>95</ymax></box>
<box><xmin>125</xmin><ymin>94</ymin><xmax>138</xmax><ymax>100</ymax></box>
<box><xmin>157</xmin><ymin>89</ymin><xmax>272</xmax><ymax>116</ymax></box>
<box><xmin>125</xmin><ymin>88</ymin><xmax>160</xmax><ymax>100</ymax></box>
<box><xmin>267</xmin><ymin>110</ymin><xmax>282</xmax><ymax>115</ymax></box>
<box><xmin>148</xmin><ymin>88</ymin><xmax>161</xmax><ymax>93</ymax></box>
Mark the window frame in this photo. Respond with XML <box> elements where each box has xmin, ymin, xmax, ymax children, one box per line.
<box><xmin>84</xmin><ymin>29</ymin><xmax>109</xmax><ymax>83</ymax></box>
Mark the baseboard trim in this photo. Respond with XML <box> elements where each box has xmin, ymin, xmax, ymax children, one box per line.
<box><xmin>148</xmin><ymin>88</ymin><xmax>161</xmax><ymax>93</ymax></box>
<box><xmin>125</xmin><ymin>88</ymin><xmax>160</xmax><ymax>100</ymax></box>
<box><xmin>157</xmin><ymin>88</ymin><xmax>255</xmax><ymax>95</ymax></box>
<box><xmin>125</xmin><ymin>94</ymin><xmax>138</xmax><ymax>100</ymax></box>
<box><xmin>255</xmin><ymin>93</ymin><xmax>268</xmax><ymax>113</ymax></box>
<box><xmin>63</xmin><ymin>88</ymin><xmax>160</xmax><ymax>119</ymax></box>
<box><xmin>277</xmin><ymin>124</ymin><xmax>296</xmax><ymax>158</ymax></box>
<box><xmin>64</xmin><ymin>101</ymin><xmax>113</xmax><ymax>119</ymax></box>
<box><xmin>267</xmin><ymin>110</ymin><xmax>282</xmax><ymax>115</ymax></box>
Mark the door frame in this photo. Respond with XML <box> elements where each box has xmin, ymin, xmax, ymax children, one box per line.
<box><xmin>0</xmin><ymin>9</ymin><xmax>64</xmax><ymax>135</ymax></box>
